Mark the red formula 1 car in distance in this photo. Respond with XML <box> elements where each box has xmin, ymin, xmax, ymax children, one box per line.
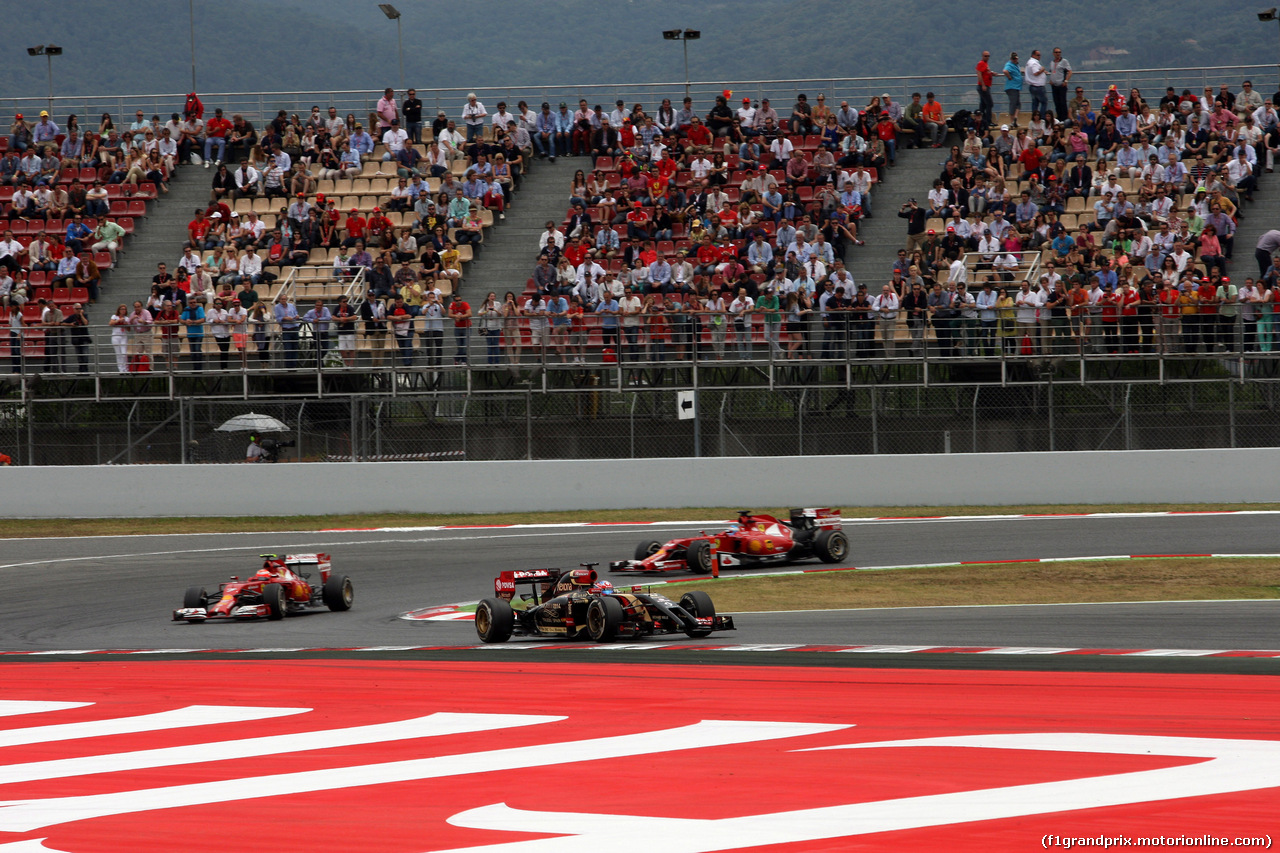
<box><xmin>172</xmin><ymin>553</ymin><xmax>354</xmax><ymax>622</ymax></box>
<box><xmin>610</xmin><ymin>508</ymin><xmax>848</xmax><ymax>575</ymax></box>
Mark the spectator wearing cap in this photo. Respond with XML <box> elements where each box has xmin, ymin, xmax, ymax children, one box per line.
<box><xmin>462</xmin><ymin>92</ymin><xmax>488</xmax><ymax>143</ymax></box>
<box><xmin>535</xmin><ymin>102</ymin><xmax>557</xmax><ymax>160</ymax></box>
<box><xmin>554</xmin><ymin>103</ymin><xmax>574</xmax><ymax>156</ymax></box>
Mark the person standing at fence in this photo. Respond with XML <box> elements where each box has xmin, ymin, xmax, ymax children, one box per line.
<box><xmin>1024</xmin><ymin>50</ymin><xmax>1048</xmax><ymax>124</ymax></box>
<box><xmin>976</xmin><ymin>51</ymin><xmax>995</xmax><ymax>127</ymax></box>
<box><xmin>904</xmin><ymin>279</ymin><xmax>931</xmax><ymax>356</ymax></box>
<box><xmin>209</xmin><ymin>297</ymin><xmax>233</xmax><ymax>369</ymax></box>
<box><xmin>500</xmin><ymin>291</ymin><xmax>523</xmax><ymax>364</ymax></box>
<box><xmin>619</xmin><ymin>287</ymin><xmax>644</xmax><ymax>362</ymax></box>
<box><xmin>180</xmin><ymin>298</ymin><xmax>205</xmax><ymax>371</ymax></box>
<box><xmin>108</xmin><ymin>304</ymin><xmax>130</xmax><ymax>373</ymax></box>
<box><xmin>450</xmin><ymin>295</ymin><xmax>473</xmax><ymax>365</ymax></box>
<box><xmin>360</xmin><ymin>288</ymin><xmax>388</xmax><ymax>368</ymax></box>
<box><xmin>1256</xmin><ymin>231</ymin><xmax>1280</xmax><ymax>277</ymax></box>
<box><xmin>1003</xmin><ymin>52</ymin><xmax>1024</xmax><ymax>128</ymax></box>
<box><xmin>332</xmin><ymin>295</ymin><xmax>355</xmax><ymax>368</ymax></box>
<box><xmin>61</xmin><ymin>303</ymin><xmax>90</xmax><ymax>372</ymax></box>
<box><xmin>390</xmin><ymin>296</ymin><xmax>414</xmax><ymax>367</ymax></box>
<box><xmin>273</xmin><ymin>293</ymin><xmax>300</xmax><ymax>368</ymax></box>
<box><xmin>303</xmin><ymin>298</ymin><xmax>332</xmax><ymax>368</ymax></box>
<box><xmin>871</xmin><ymin>283</ymin><xmax>900</xmax><ymax>357</ymax></box>
<box><xmin>729</xmin><ymin>287</ymin><xmax>755</xmax><ymax>359</ymax></box>
<box><xmin>1216</xmin><ymin>275</ymin><xmax>1239</xmax><ymax>352</ymax></box>
<box><xmin>421</xmin><ymin>291</ymin><xmax>445</xmax><ymax>368</ymax></box>
<box><xmin>1048</xmin><ymin>48</ymin><xmax>1073</xmax><ymax>124</ymax></box>
<box><xmin>703</xmin><ymin>288</ymin><xmax>727</xmax><ymax>359</ymax></box>
<box><xmin>227</xmin><ymin>298</ymin><xmax>249</xmax><ymax>369</ymax></box>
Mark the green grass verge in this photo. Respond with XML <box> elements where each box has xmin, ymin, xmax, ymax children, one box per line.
<box><xmin>655</xmin><ymin>557</ymin><xmax>1280</xmax><ymax>612</ymax></box>
<box><xmin>5</xmin><ymin>504</ymin><xmax>1280</xmax><ymax>539</ymax></box>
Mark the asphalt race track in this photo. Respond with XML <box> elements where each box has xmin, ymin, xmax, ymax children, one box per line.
<box><xmin>2</xmin><ymin>513</ymin><xmax>1278</xmax><ymax>652</ymax></box>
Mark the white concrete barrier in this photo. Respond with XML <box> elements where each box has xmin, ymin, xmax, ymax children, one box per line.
<box><xmin>2</xmin><ymin>448</ymin><xmax>1276</xmax><ymax>518</ymax></box>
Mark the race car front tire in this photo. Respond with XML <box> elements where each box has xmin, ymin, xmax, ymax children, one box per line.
<box><xmin>635</xmin><ymin>540</ymin><xmax>663</xmax><ymax>561</ymax></box>
<box><xmin>814</xmin><ymin>529</ymin><xmax>849</xmax><ymax>563</ymax></box>
<box><xmin>679</xmin><ymin>590</ymin><xmax>716</xmax><ymax>638</ymax></box>
<box><xmin>262</xmin><ymin>583</ymin><xmax>286</xmax><ymax>620</ymax></box>
<box><xmin>323</xmin><ymin>574</ymin><xmax>354</xmax><ymax>611</ymax></box>
<box><xmin>183</xmin><ymin>586</ymin><xmax>207</xmax><ymax>609</ymax></box>
<box><xmin>475</xmin><ymin>598</ymin><xmax>514</xmax><ymax>643</ymax></box>
<box><xmin>586</xmin><ymin>596</ymin><xmax>624</xmax><ymax>642</ymax></box>
<box><xmin>686</xmin><ymin>539</ymin><xmax>714</xmax><ymax>574</ymax></box>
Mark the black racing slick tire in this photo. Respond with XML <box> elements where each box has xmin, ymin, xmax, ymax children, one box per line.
<box><xmin>183</xmin><ymin>586</ymin><xmax>207</xmax><ymax>608</ymax></box>
<box><xmin>262</xmin><ymin>583</ymin><xmax>286</xmax><ymax>620</ymax></box>
<box><xmin>475</xmin><ymin>598</ymin><xmax>515</xmax><ymax>643</ymax></box>
<box><xmin>635</xmin><ymin>540</ymin><xmax>663</xmax><ymax>561</ymax></box>
<box><xmin>586</xmin><ymin>596</ymin><xmax>624</xmax><ymax>642</ymax></box>
<box><xmin>680</xmin><ymin>590</ymin><xmax>716</xmax><ymax>638</ymax></box>
<box><xmin>813</xmin><ymin>529</ymin><xmax>849</xmax><ymax>564</ymax></box>
<box><xmin>322</xmin><ymin>574</ymin><xmax>354</xmax><ymax>611</ymax></box>
<box><xmin>686</xmin><ymin>539</ymin><xmax>714</xmax><ymax>574</ymax></box>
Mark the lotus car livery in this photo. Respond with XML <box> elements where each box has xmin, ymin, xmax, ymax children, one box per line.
<box><xmin>475</xmin><ymin>564</ymin><xmax>735</xmax><ymax>643</ymax></box>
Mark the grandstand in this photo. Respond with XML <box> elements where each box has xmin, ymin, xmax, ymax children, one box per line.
<box><xmin>1</xmin><ymin>64</ymin><xmax>1278</xmax><ymax>463</ymax></box>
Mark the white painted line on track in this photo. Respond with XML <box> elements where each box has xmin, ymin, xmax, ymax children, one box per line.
<box><xmin>6</xmin><ymin>509</ymin><xmax>1279</xmax><ymax>544</ymax></box>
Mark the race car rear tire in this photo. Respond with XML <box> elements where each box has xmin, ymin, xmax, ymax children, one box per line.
<box><xmin>475</xmin><ymin>598</ymin><xmax>514</xmax><ymax>643</ymax></box>
<box><xmin>323</xmin><ymin>574</ymin><xmax>354</xmax><ymax>611</ymax></box>
<box><xmin>586</xmin><ymin>596</ymin><xmax>624</xmax><ymax>642</ymax></box>
<box><xmin>183</xmin><ymin>586</ymin><xmax>207</xmax><ymax>609</ymax></box>
<box><xmin>680</xmin><ymin>591</ymin><xmax>716</xmax><ymax>638</ymax></box>
<box><xmin>635</xmin><ymin>540</ymin><xmax>663</xmax><ymax>561</ymax></box>
<box><xmin>814</xmin><ymin>529</ymin><xmax>849</xmax><ymax>564</ymax></box>
<box><xmin>262</xmin><ymin>583</ymin><xmax>286</xmax><ymax>620</ymax></box>
<box><xmin>686</xmin><ymin>539</ymin><xmax>714</xmax><ymax>574</ymax></box>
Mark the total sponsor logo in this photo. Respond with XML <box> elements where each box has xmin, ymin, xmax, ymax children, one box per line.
<box><xmin>0</xmin><ymin>662</ymin><xmax>1273</xmax><ymax>852</ymax></box>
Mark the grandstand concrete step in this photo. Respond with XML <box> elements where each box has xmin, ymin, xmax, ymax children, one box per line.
<box><xmin>460</xmin><ymin>156</ymin><xmax>570</xmax><ymax>298</ymax></box>
<box><xmin>1227</xmin><ymin>164</ymin><xmax>1278</xmax><ymax>280</ymax></box>
<box><xmin>86</xmin><ymin>164</ymin><xmax>208</xmax><ymax>349</ymax></box>
<box><xmin>842</xmin><ymin>140</ymin><xmax>951</xmax><ymax>291</ymax></box>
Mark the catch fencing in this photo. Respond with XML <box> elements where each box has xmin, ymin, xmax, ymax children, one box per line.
<box><xmin>6</xmin><ymin>379</ymin><xmax>1280</xmax><ymax>466</ymax></box>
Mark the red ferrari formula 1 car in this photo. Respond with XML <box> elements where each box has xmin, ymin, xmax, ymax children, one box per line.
<box><xmin>172</xmin><ymin>553</ymin><xmax>354</xmax><ymax>622</ymax></box>
<box><xmin>610</xmin><ymin>508</ymin><xmax>848</xmax><ymax>575</ymax></box>
<box><xmin>475</xmin><ymin>564</ymin><xmax>734</xmax><ymax>643</ymax></box>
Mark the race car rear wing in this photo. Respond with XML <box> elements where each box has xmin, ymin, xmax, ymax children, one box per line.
<box><xmin>494</xmin><ymin>566</ymin><xmax>598</xmax><ymax>603</ymax></box>
<box><xmin>789</xmin><ymin>507</ymin><xmax>842</xmax><ymax>530</ymax></box>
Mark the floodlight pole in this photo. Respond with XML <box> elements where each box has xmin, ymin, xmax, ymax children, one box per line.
<box><xmin>45</xmin><ymin>53</ymin><xmax>54</xmax><ymax>115</ymax></box>
<box><xmin>682</xmin><ymin>39</ymin><xmax>691</xmax><ymax>101</ymax></box>
<box><xmin>189</xmin><ymin>0</ymin><xmax>198</xmax><ymax>91</ymax></box>
<box><xmin>396</xmin><ymin>16</ymin><xmax>404</xmax><ymax>92</ymax></box>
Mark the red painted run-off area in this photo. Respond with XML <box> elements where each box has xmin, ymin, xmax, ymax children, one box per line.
<box><xmin>0</xmin><ymin>661</ymin><xmax>1276</xmax><ymax>852</ymax></box>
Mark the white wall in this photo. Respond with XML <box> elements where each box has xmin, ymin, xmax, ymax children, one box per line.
<box><xmin>2</xmin><ymin>448</ymin><xmax>1275</xmax><ymax>518</ymax></box>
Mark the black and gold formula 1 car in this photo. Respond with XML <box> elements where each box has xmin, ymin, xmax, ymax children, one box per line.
<box><xmin>474</xmin><ymin>564</ymin><xmax>734</xmax><ymax>644</ymax></box>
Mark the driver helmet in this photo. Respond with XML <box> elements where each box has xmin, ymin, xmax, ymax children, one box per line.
<box><xmin>590</xmin><ymin>580</ymin><xmax>615</xmax><ymax>595</ymax></box>
<box><xmin>255</xmin><ymin>568</ymin><xmax>273</xmax><ymax>578</ymax></box>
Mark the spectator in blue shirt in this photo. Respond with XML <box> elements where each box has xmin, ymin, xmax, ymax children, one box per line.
<box><xmin>349</xmin><ymin>125</ymin><xmax>374</xmax><ymax>158</ymax></box>
<box><xmin>1003</xmin><ymin>52</ymin><xmax>1024</xmax><ymax>127</ymax></box>
<box><xmin>65</xmin><ymin>217</ymin><xmax>92</xmax><ymax>254</ymax></box>
<box><xmin>273</xmin><ymin>293</ymin><xmax>301</xmax><ymax>368</ymax></box>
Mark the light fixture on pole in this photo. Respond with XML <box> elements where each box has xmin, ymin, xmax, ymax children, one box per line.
<box><xmin>1261</xmin><ymin>8</ymin><xmax>1280</xmax><ymax>90</ymax></box>
<box><xmin>662</xmin><ymin>29</ymin><xmax>701</xmax><ymax>101</ymax></box>
<box><xmin>379</xmin><ymin>4</ymin><xmax>405</xmax><ymax>93</ymax></box>
<box><xmin>26</xmin><ymin>44</ymin><xmax>63</xmax><ymax>115</ymax></box>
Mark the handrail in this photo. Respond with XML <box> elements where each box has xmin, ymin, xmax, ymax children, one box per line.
<box><xmin>2</xmin><ymin>64</ymin><xmax>1269</xmax><ymax>125</ymax></box>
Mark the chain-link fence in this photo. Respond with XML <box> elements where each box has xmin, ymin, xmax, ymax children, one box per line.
<box><xmin>7</xmin><ymin>379</ymin><xmax>1280</xmax><ymax>465</ymax></box>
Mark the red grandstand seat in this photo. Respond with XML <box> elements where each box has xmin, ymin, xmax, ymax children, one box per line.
<box><xmin>67</xmin><ymin>287</ymin><xmax>89</xmax><ymax>304</ymax></box>
<box><xmin>135</xmin><ymin>183</ymin><xmax>158</xmax><ymax>199</ymax></box>
<box><xmin>0</xmin><ymin>138</ymin><xmax>7</xmax><ymax>153</ymax></box>
<box><xmin>104</xmin><ymin>184</ymin><xmax>124</xmax><ymax>198</ymax></box>
<box><xmin>108</xmin><ymin>200</ymin><xmax>128</xmax><ymax>216</ymax></box>
<box><xmin>595</xmin><ymin>157</ymin><xmax>615</xmax><ymax>171</ymax></box>
<box><xmin>8</xmin><ymin>220</ymin><xmax>28</xmax><ymax>235</ymax></box>
<box><xmin>797</xmin><ymin>186</ymin><xmax>815</xmax><ymax>201</ymax></box>
<box><xmin>804</xmin><ymin>135</ymin><xmax>823</xmax><ymax>150</ymax></box>
<box><xmin>0</xmin><ymin>187</ymin><xmax>13</xmax><ymax>202</ymax></box>
<box><xmin>21</xmin><ymin>304</ymin><xmax>42</xmax><ymax>323</ymax></box>
<box><xmin>725</xmin><ymin>155</ymin><xmax>740</xmax><ymax>169</ymax></box>
<box><xmin>656</xmin><ymin>240</ymin><xmax>674</xmax><ymax>254</ymax></box>
<box><xmin>32</xmin><ymin>287</ymin><xmax>53</xmax><ymax>302</ymax></box>
<box><xmin>28</xmin><ymin>273</ymin><xmax>49</xmax><ymax>288</ymax></box>
<box><xmin>866</xmin><ymin>167</ymin><xmax>878</xmax><ymax>183</ymax></box>
<box><xmin>724</xmin><ymin>187</ymin><xmax>740</xmax><ymax>203</ymax></box>
<box><xmin>115</xmin><ymin>216</ymin><xmax>135</xmax><ymax>233</ymax></box>
<box><xmin>126</xmin><ymin>199</ymin><xmax>146</xmax><ymax>217</ymax></box>
<box><xmin>93</xmin><ymin>251</ymin><xmax>112</xmax><ymax>269</ymax></box>
<box><xmin>59</xmin><ymin>169</ymin><xmax>77</xmax><ymax>184</ymax></box>
<box><xmin>45</xmin><ymin>218</ymin><xmax>64</xmax><ymax>233</ymax></box>
<box><xmin>768</xmin><ymin>170</ymin><xmax>785</xmax><ymax>183</ymax></box>
<box><xmin>78</xmin><ymin>168</ymin><xmax>96</xmax><ymax>182</ymax></box>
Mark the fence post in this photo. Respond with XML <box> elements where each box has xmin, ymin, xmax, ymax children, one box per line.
<box><xmin>350</xmin><ymin>397</ymin><xmax>360</xmax><ymax>462</ymax></box>
<box><xmin>871</xmin><ymin>387</ymin><xmax>879</xmax><ymax>454</ymax></box>
<box><xmin>26</xmin><ymin>400</ymin><xmax>35</xmax><ymax>465</ymax></box>
<box><xmin>1123</xmin><ymin>384</ymin><xmax>1132</xmax><ymax>450</ymax></box>
<box><xmin>1228</xmin><ymin>380</ymin><xmax>1236</xmax><ymax>449</ymax></box>
<box><xmin>526</xmin><ymin>388</ymin><xmax>533</xmax><ymax>460</ymax></box>
<box><xmin>179</xmin><ymin>398</ymin><xmax>187</xmax><ymax>464</ymax></box>
<box><xmin>296</xmin><ymin>401</ymin><xmax>306</xmax><ymax>462</ymax></box>
<box><xmin>971</xmin><ymin>386</ymin><xmax>979</xmax><ymax>453</ymax></box>
<box><xmin>1048</xmin><ymin>375</ymin><xmax>1055</xmax><ymax>452</ymax></box>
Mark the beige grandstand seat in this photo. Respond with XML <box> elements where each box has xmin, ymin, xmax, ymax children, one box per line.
<box><xmin>1065</xmin><ymin>196</ymin><xmax>1086</xmax><ymax>214</ymax></box>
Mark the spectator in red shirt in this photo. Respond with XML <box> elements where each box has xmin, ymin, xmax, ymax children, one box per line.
<box><xmin>976</xmin><ymin>50</ymin><xmax>995</xmax><ymax>125</ymax></box>
<box><xmin>625</xmin><ymin>201</ymin><xmax>650</xmax><ymax>241</ymax></box>
<box><xmin>876</xmin><ymin>113</ymin><xmax>898</xmax><ymax>167</ymax></box>
<box><xmin>186</xmin><ymin>209</ymin><xmax>210</xmax><ymax>250</ymax></box>
<box><xmin>343</xmin><ymin>209</ymin><xmax>367</xmax><ymax>248</ymax></box>
<box><xmin>203</xmin><ymin>108</ymin><xmax>232</xmax><ymax>167</ymax></box>
<box><xmin>684</xmin><ymin>116</ymin><xmax>712</xmax><ymax>155</ymax></box>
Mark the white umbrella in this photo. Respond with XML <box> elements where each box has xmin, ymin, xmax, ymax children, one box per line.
<box><xmin>215</xmin><ymin>412</ymin><xmax>290</xmax><ymax>433</ymax></box>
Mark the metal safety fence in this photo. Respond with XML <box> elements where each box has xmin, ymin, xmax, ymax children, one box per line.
<box><xmin>6</xmin><ymin>379</ymin><xmax>1280</xmax><ymax>466</ymax></box>
<box><xmin>1</xmin><ymin>65</ymin><xmax>1269</xmax><ymax>130</ymax></box>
